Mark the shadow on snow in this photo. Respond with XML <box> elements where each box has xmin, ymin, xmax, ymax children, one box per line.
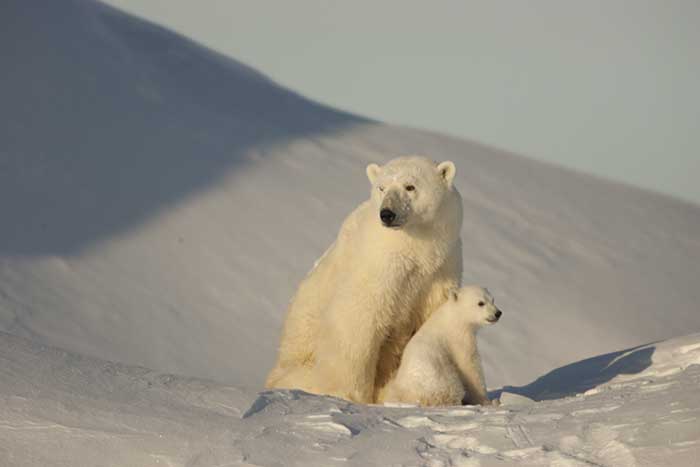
<box><xmin>491</xmin><ymin>343</ymin><xmax>655</xmax><ymax>401</ymax></box>
<box><xmin>0</xmin><ymin>0</ymin><xmax>366</xmax><ymax>256</ymax></box>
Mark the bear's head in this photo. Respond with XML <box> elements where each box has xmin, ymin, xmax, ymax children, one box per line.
<box><xmin>366</xmin><ymin>156</ymin><xmax>457</xmax><ymax>230</ymax></box>
<box><xmin>447</xmin><ymin>285</ymin><xmax>502</xmax><ymax>327</ymax></box>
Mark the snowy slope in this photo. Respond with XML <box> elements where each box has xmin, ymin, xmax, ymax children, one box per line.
<box><xmin>2</xmin><ymin>0</ymin><xmax>700</xmax><ymax>396</ymax></box>
<box><xmin>2</xmin><ymin>330</ymin><xmax>699</xmax><ymax>466</ymax></box>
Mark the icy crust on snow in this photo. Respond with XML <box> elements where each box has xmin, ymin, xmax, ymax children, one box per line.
<box><xmin>2</xmin><ymin>332</ymin><xmax>699</xmax><ymax>466</ymax></box>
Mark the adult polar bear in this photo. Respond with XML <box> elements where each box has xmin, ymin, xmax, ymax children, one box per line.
<box><xmin>266</xmin><ymin>156</ymin><xmax>463</xmax><ymax>403</ymax></box>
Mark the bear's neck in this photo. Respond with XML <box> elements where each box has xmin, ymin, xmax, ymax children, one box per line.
<box><xmin>443</xmin><ymin>310</ymin><xmax>479</xmax><ymax>348</ymax></box>
<box><xmin>443</xmin><ymin>321</ymin><xmax>480</xmax><ymax>375</ymax></box>
<box><xmin>422</xmin><ymin>306</ymin><xmax>480</xmax><ymax>351</ymax></box>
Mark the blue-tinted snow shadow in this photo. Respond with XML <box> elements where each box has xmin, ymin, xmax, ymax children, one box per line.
<box><xmin>491</xmin><ymin>344</ymin><xmax>654</xmax><ymax>401</ymax></box>
<box><xmin>0</xmin><ymin>0</ymin><xmax>367</xmax><ymax>256</ymax></box>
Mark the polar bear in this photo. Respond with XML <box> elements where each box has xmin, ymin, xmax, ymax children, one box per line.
<box><xmin>266</xmin><ymin>156</ymin><xmax>463</xmax><ymax>403</ymax></box>
<box><xmin>380</xmin><ymin>285</ymin><xmax>501</xmax><ymax>407</ymax></box>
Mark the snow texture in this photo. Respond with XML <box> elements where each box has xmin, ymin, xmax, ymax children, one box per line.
<box><xmin>1</xmin><ymin>0</ymin><xmax>700</xmax><ymax>465</ymax></box>
<box><xmin>1</xmin><ymin>331</ymin><xmax>699</xmax><ymax>466</ymax></box>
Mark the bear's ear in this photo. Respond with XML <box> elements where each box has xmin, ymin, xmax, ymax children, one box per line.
<box><xmin>366</xmin><ymin>163</ymin><xmax>381</xmax><ymax>184</ymax></box>
<box><xmin>437</xmin><ymin>161</ymin><xmax>456</xmax><ymax>187</ymax></box>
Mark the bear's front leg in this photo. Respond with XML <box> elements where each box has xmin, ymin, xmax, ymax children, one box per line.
<box><xmin>458</xmin><ymin>352</ymin><xmax>491</xmax><ymax>406</ymax></box>
<box><xmin>417</xmin><ymin>239</ymin><xmax>463</xmax><ymax>324</ymax></box>
<box><xmin>310</xmin><ymin>289</ymin><xmax>389</xmax><ymax>403</ymax></box>
<box><xmin>374</xmin><ymin>243</ymin><xmax>462</xmax><ymax>401</ymax></box>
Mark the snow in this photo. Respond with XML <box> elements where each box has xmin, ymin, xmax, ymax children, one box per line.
<box><xmin>2</xmin><ymin>331</ymin><xmax>699</xmax><ymax>466</ymax></box>
<box><xmin>2</xmin><ymin>0</ymin><xmax>700</xmax><ymax>391</ymax></box>
<box><xmin>1</xmin><ymin>0</ymin><xmax>700</xmax><ymax>465</ymax></box>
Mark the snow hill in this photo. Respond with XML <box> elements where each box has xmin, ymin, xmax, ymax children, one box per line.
<box><xmin>2</xmin><ymin>0</ymin><xmax>700</xmax><ymax>465</ymax></box>
<box><xmin>2</xmin><ymin>0</ymin><xmax>700</xmax><ymax>391</ymax></box>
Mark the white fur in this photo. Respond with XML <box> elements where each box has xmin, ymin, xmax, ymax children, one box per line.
<box><xmin>380</xmin><ymin>285</ymin><xmax>501</xmax><ymax>407</ymax></box>
<box><xmin>266</xmin><ymin>156</ymin><xmax>463</xmax><ymax>403</ymax></box>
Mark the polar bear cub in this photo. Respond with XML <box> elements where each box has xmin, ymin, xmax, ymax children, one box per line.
<box><xmin>380</xmin><ymin>285</ymin><xmax>502</xmax><ymax>407</ymax></box>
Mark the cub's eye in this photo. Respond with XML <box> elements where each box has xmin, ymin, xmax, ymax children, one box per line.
<box><xmin>378</xmin><ymin>186</ymin><xmax>385</xmax><ymax>192</ymax></box>
<box><xmin>405</xmin><ymin>185</ymin><xmax>415</xmax><ymax>191</ymax></box>
<box><xmin>478</xmin><ymin>301</ymin><xmax>485</xmax><ymax>307</ymax></box>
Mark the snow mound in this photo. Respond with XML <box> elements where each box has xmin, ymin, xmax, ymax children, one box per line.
<box><xmin>494</xmin><ymin>332</ymin><xmax>700</xmax><ymax>402</ymax></box>
<box><xmin>2</xmin><ymin>331</ymin><xmax>698</xmax><ymax>466</ymax></box>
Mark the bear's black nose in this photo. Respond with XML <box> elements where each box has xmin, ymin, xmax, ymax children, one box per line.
<box><xmin>495</xmin><ymin>310</ymin><xmax>502</xmax><ymax>318</ymax></box>
<box><xmin>380</xmin><ymin>209</ymin><xmax>396</xmax><ymax>225</ymax></box>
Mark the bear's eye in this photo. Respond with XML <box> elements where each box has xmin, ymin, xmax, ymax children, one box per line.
<box><xmin>378</xmin><ymin>186</ymin><xmax>385</xmax><ymax>192</ymax></box>
<box><xmin>478</xmin><ymin>301</ymin><xmax>485</xmax><ymax>307</ymax></box>
<box><xmin>405</xmin><ymin>185</ymin><xmax>415</xmax><ymax>191</ymax></box>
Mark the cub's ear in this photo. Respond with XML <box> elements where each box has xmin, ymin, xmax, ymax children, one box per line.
<box><xmin>437</xmin><ymin>161</ymin><xmax>456</xmax><ymax>187</ymax></box>
<box><xmin>366</xmin><ymin>163</ymin><xmax>381</xmax><ymax>184</ymax></box>
<box><xmin>449</xmin><ymin>290</ymin><xmax>459</xmax><ymax>302</ymax></box>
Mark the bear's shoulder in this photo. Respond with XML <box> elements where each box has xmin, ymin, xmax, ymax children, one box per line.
<box><xmin>336</xmin><ymin>200</ymin><xmax>373</xmax><ymax>239</ymax></box>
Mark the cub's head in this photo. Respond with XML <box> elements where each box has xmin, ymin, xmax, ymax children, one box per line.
<box><xmin>447</xmin><ymin>285</ymin><xmax>502</xmax><ymax>327</ymax></box>
<box><xmin>366</xmin><ymin>156</ymin><xmax>457</xmax><ymax>229</ymax></box>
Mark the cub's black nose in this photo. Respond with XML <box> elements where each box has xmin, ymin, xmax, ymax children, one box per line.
<box><xmin>495</xmin><ymin>310</ymin><xmax>502</xmax><ymax>318</ymax></box>
<box><xmin>380</xmin><ymin>209</ymin><xmax>396</xmax><ymax>225</ymax></box>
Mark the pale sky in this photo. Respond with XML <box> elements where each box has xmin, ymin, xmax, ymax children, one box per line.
<box><xmin>103</xmin><ymin>0</ymin><xmax>700</xmax><ymax>204</ymax></box>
